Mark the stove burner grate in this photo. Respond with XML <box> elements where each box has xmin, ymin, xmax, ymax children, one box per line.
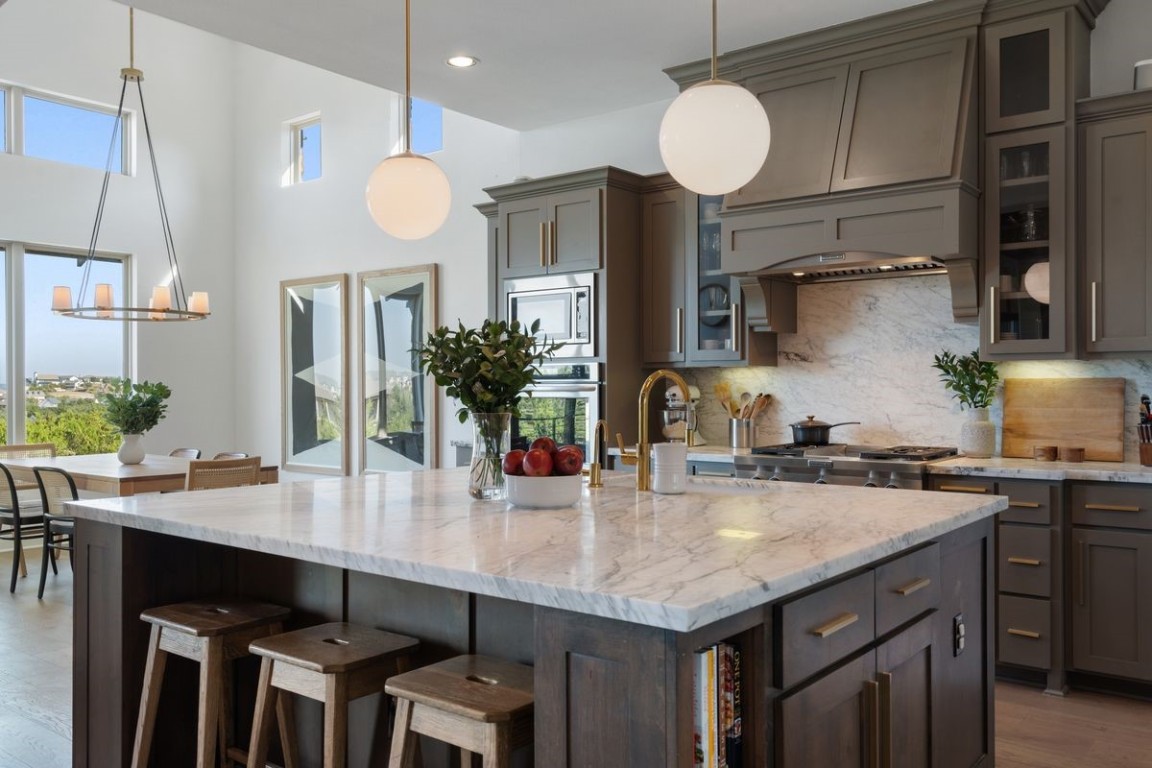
<box><xmin>856</xmin><ymin>445</ymin><xmax>959</xmax><ymax>461</ymax></box>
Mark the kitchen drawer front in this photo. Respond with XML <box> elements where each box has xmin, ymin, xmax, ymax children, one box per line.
<box><xmin>998</xmin><ymin>525</ymin><xmax>1053</xmax><ymax>597</ymax></box>
<box><xmin>874</xmin><ymin>543</ymin><xmax>940</xmax><ymax>637</ymax></box>
<box><xmin>689</xmin><ymin>461</ymin><xmax>734</xmax><ymax>478</ymax></box>
<box><xmin>778</xmin><ymin>570</ymin><xmax>875</xmax><ymax>688</ymax></box>
<box><xmin>1071</xmin><ymin>483</ymin><xmax>1152</xmax><ymax>530</ymax></box>
<box><xmin>931</xmin><ymin>477</ymin><xmax>996</xmax><ymax>496</ymax></box>
<box><xmin>998</xmin><ymin>480</ymin><xmax>1055</xmax><ymax>525</ymax></box>
<box><xmin>998</xmin><ymin>595</ymin><xmax>1052</xmax><ymax>669</ymax></box>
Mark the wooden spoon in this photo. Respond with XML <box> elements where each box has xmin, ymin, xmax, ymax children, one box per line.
<box><xmin>738</xmin><ymin>392</ymin><xmax>752</xmax><ymax>419</ymax></box>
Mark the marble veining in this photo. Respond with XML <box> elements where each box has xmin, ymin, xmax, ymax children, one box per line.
<box><xmin>930</xmin><ymin>456</ymin><xmax>1152</xmax><ymax>484</ymax></box>
<box><xmin>65</xmin><ymin>468</ymin><xmax>1003</xmax><ymax>632</ymax></box>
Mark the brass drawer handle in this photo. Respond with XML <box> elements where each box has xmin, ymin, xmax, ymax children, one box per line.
<box><xmin>894</xmin><ymin>577</ymin><xmax>931</xmax><ymax>597</ymax></box>
<box><xmin>811</xmin><ymin>612</ymin><xmax>859</xmax><ymax>638</ymax></box>
<box><xmin>538</xmin><ymin>222</ymin><xmax>547</xmax><ymax>268</ymax></box>
<box><xmin>1007</xmin><ymin>557</ymin><xmax>1042</xmax><ymax>566</ymax></box>
<box><xmin>865</xmin><ymin>679</ymin><xmax>881</xmax><ymax>768</ymax></box>
<box><xmin>1008</xmin><ymin>501</ymin><xmax>1041</xmax><ymax>509</ymax></box>
<box><xmin>938</xmin><ymin>484</ymin><xmax>989</xmax><ymax>493</ymax></box>
<box><xmin>1007</xmin><ymin>628</ymin><xmax>1041</xmax><ymax>640</ymax></box>
<box><xmin>1084</xmin><ymin>503</ymin><xmax>1141</xmax><ymax>513</ymax></box>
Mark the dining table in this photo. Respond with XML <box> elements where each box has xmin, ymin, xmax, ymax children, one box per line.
<box><xmin>0</xmin><ymin>453</ymin><xmax>279</xmax><ymax>496</ymax></box>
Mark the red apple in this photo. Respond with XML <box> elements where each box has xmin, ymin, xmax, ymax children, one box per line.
<box><xmin>521</xmin><ymin>448</ymin><xmax>554</xmax><ymax>477</ymax></box>
<box><xmin>502</xmin><ymin>449</ymin><xmax>526</xmax><ymax>476</ymax></box>
<box><xmin>553</xmin><ymin>445</ymin><xmax>584</xmax><ymax>476</ymax></box>
<box><xmin>530</xmin><ymin>436</ymin><xmax>558</xmax><ymax>455</ymax></box>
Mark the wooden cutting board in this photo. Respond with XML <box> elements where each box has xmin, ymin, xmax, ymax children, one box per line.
<box><xmin>1001</xmin><ymin>378</ymin><xmax>1126</xmax><ymax>461</ymax></box>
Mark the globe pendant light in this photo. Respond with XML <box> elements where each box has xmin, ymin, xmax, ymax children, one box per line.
<box><xmin>365</xmin><ymin>0</ymin><xmax>451</xmax><ymax>240</ymax></box>
<box><xmin>659</xmin><ymin>0</ymin><xmax>771</xmax><ymax>195</ymax></box>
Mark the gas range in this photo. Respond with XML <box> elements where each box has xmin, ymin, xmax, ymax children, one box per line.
<box><xmin>734</xmin><ymin>444</ymin><xmax>959</xmax><ymax>489</ymax></box>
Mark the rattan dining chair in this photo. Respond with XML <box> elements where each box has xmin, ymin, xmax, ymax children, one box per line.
<box><xmin>32</xmin><ymin>466</ymin><xmax>77</xmax><ymax>599</ymax></box>
<box><xmin>0</xmin><ymin>462</ymin><xmax>44</xmax><ymax>593</ymax></box>
<box><xmin>168</xmin><ymin>448</ymin><xmax>202</xmax><ymax>459</ymax></box>
<box><xmin>212</xmin><ymin>451</ymin><xmax>249</xmax><ymax>460</ymax></box>
<box><xmin>185</xmin><ymin>456</ymin><xmax>262</xmax><ymax>491</ymax></box>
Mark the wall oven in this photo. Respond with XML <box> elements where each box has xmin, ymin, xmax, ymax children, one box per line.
<box><xmin>511</xmin><ymin>363</ymin><xmax>601</xmax><ymax>458</ymax></box>
<box><xmin>505</xmin><ymin>272</ymin><xmax>595</xmax><ymax>358</ymax></box>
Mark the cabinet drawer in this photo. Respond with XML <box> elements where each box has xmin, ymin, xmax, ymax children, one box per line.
<box><xmin>932</xmin><ymin>478</ymin><xmax>995</xmax><ymax>495</ymax></box>
<box><xmin>998</xmin><ymin>525</ymin><xmax>1053</xmax><ymax>597</ymax></box>
<box><xmin>1071</xmin><ymin>484</ymin><xmax>1152</xmax><ymax>530</ymax></box>
<box><xmin>689</xmin><ymin>461</ymin><xmax>734</xmax><ymax>478</ymax></box>
<box><xmin>998</xmin><ymin>595</ymin><xmax>1052</xmax><ymax>670</ymax></box>
<box><xmin>778</xmin><ymin>570</ymin><xmax>875</xmax><ymax>688</ymax></box>
<box><xmin>998</xmin><ymin>480</ymin><xmax>1055</xmax><ymax>525</ymax></box>
<box><xmin>875</xmin><ymin>544</ymin><xmax>940</xmax><ymax>637</ymax></box>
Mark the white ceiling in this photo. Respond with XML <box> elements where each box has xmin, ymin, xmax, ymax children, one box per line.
<box><xmin>113</xmin><ymin>0</ymin><xmax>929</xmax><ymax>130</ymax></box>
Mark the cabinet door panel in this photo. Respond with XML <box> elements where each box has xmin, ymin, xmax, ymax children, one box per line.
<box><xmin>778</xmin><ymin>650</ymin><xmax>876</xmax><ymax>768</ymax></box>
<box><xmin>831</xmin><ymin>38</ymin><xmax>969</xmax><ymax>192</ymax></box>
<box><xmin>998</xmin><ymin>525</ymin><xmax>1053</xmax><ymax>597</ymax></box>
<box><xmin>877</xmin><ymin>615</ymin><xmax>935</xmax><ymax>768</ymax></box>
<box><xmin>1084</xmin><ymin>114</ymin><xmax>1152</xmax><ymax>353</ymax></box>
<box><xmin>499</xmin><ymin>198</ymin><xmax>547</xmax><ymax>277</ymax></box>
<box><xmin>549</xmin><ymin>188</ymin><xmax>601</xmax><ymax>273</ymax></box>
<box><xmin>1071</xmin><ymin>528</ymin><xmax>1152</xmax><ymax>681</ymax></box>
<box><xmin>998</xmin><ymin>594</ymin><xmax>1052</xmax><ymax>669</ymax></box>
<box><xmin>984</xmin><ymin>12</ymin><xmax>1066</xmax><ymax>133</ymax></box>
<box><xmin>641</xmin><ymin>189</ymin><xmax>686</xmax><ymax>364</ymax></box>
<box><xmin>728</xmin><ymin>65</ymin><xmax>847</xmax><ymax>206</ymax></box>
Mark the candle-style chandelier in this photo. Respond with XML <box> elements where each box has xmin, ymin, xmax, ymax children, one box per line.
<box><xmin>52</xmin><ymin>7</ymin><xmax>209</xmax><ymax>321</ymax></box>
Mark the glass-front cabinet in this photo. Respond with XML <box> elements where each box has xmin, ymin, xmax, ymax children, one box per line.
<box><xmin>983</xmin><ymin>126</ymin><xmax>1068</xmax><ymax>356</ymax></box>
<box><xmin>984</xmin><ymin>12</ymin><xmax>1066</xmax><ymax>134</ymax></box>
<box><xmin>687</xmin><ymin>194</ymin><xmax>742</xmax><ymax>363</ymax></box>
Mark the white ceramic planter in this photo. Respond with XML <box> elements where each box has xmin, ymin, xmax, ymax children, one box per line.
<box><xmin>117</xmin><ymin>433</ymin><xmax>145</xmax><ymax>465</ymax></box>
<box><xmin>959</xmin><ymin>408</ymin><xmax>996</xmax><ymax>458</ymax></box>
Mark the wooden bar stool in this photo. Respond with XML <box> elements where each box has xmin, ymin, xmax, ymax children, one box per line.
<box><xmin>246</xmin><ymin>622</ymin><xmax>420</xmax><ymax>768</ymax></box>
<box><xmin>386</xmin><ymin>655</ymin><xmax>534</xmax><ymax>768</ymax></box>
<box><xmin>130</xmin><ymin>598</ymin><xmax>294</xmax><ymax>768</ymax></box>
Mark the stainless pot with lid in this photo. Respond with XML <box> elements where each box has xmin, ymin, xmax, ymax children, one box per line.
<box><xmin>789</xmin><ymin>415</ymin><xmax>861</xmax><ymax>446</ymax></box>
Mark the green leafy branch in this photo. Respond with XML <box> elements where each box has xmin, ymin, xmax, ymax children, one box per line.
<box><xmin>99</xmin><ymin>378</ymin><xmax>172</xmax><ymax>434</ymax></box>
<box><xmin>417</xmin><ymin>319</ymin><xmax>563</xmax><ymax>423</ymax></box>
<box><xmin>931</xmin><ymin>350</ymin><xmax>999</xmax><ymax>410</ymax></box>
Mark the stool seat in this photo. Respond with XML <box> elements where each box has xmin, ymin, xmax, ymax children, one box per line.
<box><xmin>385</xmin><ymin>655</ymin><xmax>534</xmax><ymax>723</ymax></box>
<box><xmin>141</xmin><ymin>598</ymin><xmax>290</xmax><ymax>637</ymax></box>
<box><xmin>249</xmin><ymin>621</ymin><xmax>419</xmax><ymax>673</ymax></box>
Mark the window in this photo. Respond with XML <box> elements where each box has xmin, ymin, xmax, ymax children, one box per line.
<box><xmin>291</xmin><ymin>116</ymin><xmax>322</xmax><ymax>182</ymax></box>
<box><xmin>0</xmin><ymin>242</ymin><xmax>127</xmax><ymax>453</ymax></box>
<box><xmin>23</xmin><ymin>94</ymin><xmax>124</xmax><ymax>172</ymax></box>
<box><xmin>411</xmin><ymin>98</ymin><xmax>443</xmax><ymax>154</ymax></box>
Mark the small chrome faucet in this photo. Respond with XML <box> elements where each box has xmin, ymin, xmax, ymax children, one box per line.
<box><xmin>617</xmin><ymin>369</ymin><xmax>692</xmax><ymax>492</ymax></box>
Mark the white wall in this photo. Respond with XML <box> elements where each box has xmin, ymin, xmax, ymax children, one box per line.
<box><xmin>519</xmin><ymin>99</ymin><xmax>671</xmax><ymax>178</ymax></box>
<box><xmin>1090</xmin><ymin>0</ymin><xmax>1152</xmax><ymax>97</ymax></box>
<box><xmin>0</xmin><ymin>0</ymin><xmax>237</xmax><ymax>456</ymax></box>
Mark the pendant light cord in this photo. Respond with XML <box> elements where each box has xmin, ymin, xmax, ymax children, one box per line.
<box><xmin>710</xmin><ymin>0</ymin><xmax>717</xmax><ymax>81</ymax></box>
<box><xmin>403</xmin><ymin>0</ymin><xmax>411</xmax><ymax>154</ymax></box>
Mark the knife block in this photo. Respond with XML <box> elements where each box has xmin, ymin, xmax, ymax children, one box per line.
<box><xmin>1140</xmin><ymin>443</ymin><xmax>1152</xmax><ymax>467</ymax></box>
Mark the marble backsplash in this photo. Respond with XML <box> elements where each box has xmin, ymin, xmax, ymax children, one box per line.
<box><xmin>686</xmin><ymin>274</ymin><xmax>1152</xmax><ymax>461</ymax></box>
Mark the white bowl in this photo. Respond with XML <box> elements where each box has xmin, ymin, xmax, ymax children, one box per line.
<box><xmin>506</xmin><ymin>474</ymin><xmax>583</xmax><ymax>509</ymax></box>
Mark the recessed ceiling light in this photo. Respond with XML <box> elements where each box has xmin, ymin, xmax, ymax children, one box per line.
<box><xmin>446</xmin><ymin>55</ymin><xmax>479</xmax><ymax>68</ymax></box>
<box><xmin>792</xmin><ymin>271</ymin><xmax>805</xmax><ymax>277</ymax></box>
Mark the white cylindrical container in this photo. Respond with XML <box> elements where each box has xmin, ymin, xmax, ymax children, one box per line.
<box><xmin>1136</xmin><ymin>59</ymin><xmax>1152</xmax><ymax>90</ymax></box>
<box><xmin>651</xmin><ymin>442</ymin><xmax>687</xmax><ymax>495</ymax></box>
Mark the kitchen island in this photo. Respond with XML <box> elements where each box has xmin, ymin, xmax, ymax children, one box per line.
<box><xmin>67</xmin><ymin>469</ymin><xmax>1004</xmax><ymax>767</ymax></box>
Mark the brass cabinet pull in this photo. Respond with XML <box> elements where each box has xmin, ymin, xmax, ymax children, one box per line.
<box><xmin>864</xmin><ymin>679</ymin><xmax>881</xmax><ymax>768</ymax></box>
<box><xmin>989</xmin><ymin>286</ymin><xmax>996</xmax><ymax>345</ymax></box>
<box><xmin>549</xmin><ymin>220</ymin><xmax>557</xmax><ymax>265</ymax></box>
<box><xmin>1007</xmin><ymin>556</ymin><xmax>1042</xmax><ymax>566</ymax></box>
<box><xmin>676</xmin><ymin>307</ymin><xmax>684</xmax><ymax>355</ymax></box>
<box><xmin>810</xmin><ymin>612</ymin><xmax>858</xmax><ymax>638</ymax></box>
<box><xmin>1091</xmin><ymin>280</ymin><xmax>1098</xmax><ymax>343</ymax></box>
<box><xmin>538</xmin><ymin>222</ymin><xmax>547</xmax><ymax>268</ymax></box>
<box><xmin>1008</xmin><ymin>501</ymin><xmax>1041</xmax><ymax>509</ymax></box>
<box><xmin>1078</xmin><ymin>539</ymin><xmax>1087</xmax><ymax>606</ymax></box>
<box><xmin>732</xmin><ymin>302</ymin><xmax>741</xmax><ymax>353</ymax></box>
<box><xmin>1007</xmin><ymin>628</ymin><xmax>1042</xmax><ymax>639</ymax></box>
<box><xmin>1085</xmin><ymin>503</ymin><xmax>1141</xmax><ymax>513</ymax></box>
<box><xmin>939</xmin><ymin>484</ymin><xmax>989</xmax><ymax>493</ymax></box>
<box><xmin>895</xmin><ymin>577</ymin><xmax>931</xmax><ymax>596</ymax></box>
<box><xmin>877</xmin><ymin>671</ymin><xmax>893</xmax><ymax>768</ymax></box>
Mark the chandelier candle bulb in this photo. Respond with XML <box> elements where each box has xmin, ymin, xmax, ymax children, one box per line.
<box><xmin>94</xmin><ymin>283</ymin><xmax>114</xmax><ymax>318</ymax></box>
<box><xmin>150</xmin><ymin>286</ymin><xmax>171</xmax><ymax>311</ymax></box>
<box><xmin>51</xmin><ymin>286</ymin><xmax>72</xmax><ymax>311</ymax></box>
<box><xmin>188</xmin><ymin>291</ymin><xmax>210</xmax><ymax>315</ymax></box>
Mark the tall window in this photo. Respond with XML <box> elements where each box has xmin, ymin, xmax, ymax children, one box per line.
<box><xmin>1</xmin><ymin>242</ymin><xmax>127</xmax><ymax>453</ymax></box>
<box><xmin>0</xmin><ymin>84</ymin><xmax>129</xmax><ymax>173</ymax></box>
<box><xmin>291</xmin><ymin>116</ymin><xmax>322</xmax><ymax>183</ymax></box>
<box><xmin>0</xmin><ymin>88</ymin><xmax>7</xmax><ymax>152</ymax></box>
<box><xmin>411</xmin><ymin>98</ymin><xmax>443</xmax><ymax>154</ymax></box>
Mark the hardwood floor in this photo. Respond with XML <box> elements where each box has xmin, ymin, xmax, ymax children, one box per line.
<box><xmin>3</xmin><ymin>547</ymin><xmax>1152</xmax><ymax>767</ymax></box>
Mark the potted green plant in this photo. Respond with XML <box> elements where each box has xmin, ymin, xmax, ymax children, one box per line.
<box><xmin>418</xmin><ymin>319</ymin><xmax>561</xmax><ymax>499</ymax></box>
<box><xmin>932</xmin><ymin>350</ymin><xmax>999</xmax><ymax>458</ymax></box>
<box><xmin>100</xmin><ymin>379</ymin><xmax>172</xmax><ymax>465</ymax></box>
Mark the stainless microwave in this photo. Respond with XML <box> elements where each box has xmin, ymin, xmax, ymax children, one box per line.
<box><xmin>505</xmin><ymin>272</ymin><xmax>595</xmax><ymax>358</ymax></box>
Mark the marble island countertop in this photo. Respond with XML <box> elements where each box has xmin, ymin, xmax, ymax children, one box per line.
<box><xmin>65</xmin><ymin>468</ymin><xmax>1004</xmax><ymax>633</ymax></box>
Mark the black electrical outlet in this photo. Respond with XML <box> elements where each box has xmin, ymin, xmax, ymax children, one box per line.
<box><xmin>953</xmin><ymin>613</ymin><xmax>966</xmax><ymax>657</ymax></box>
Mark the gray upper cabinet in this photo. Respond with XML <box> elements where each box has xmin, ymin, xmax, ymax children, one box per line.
<box><xmin>831</xmin><ymin>38</ymin><xmax>969</xmax><ymax>192</ymax></box>
<box><xmin>727</xmin><ymin>66</ymin><xmax>847</xmax><ymax>206</ymax></box>
<box><xmin>496</xmin><ymin>187</ymin><xmax>602</xmax><ymax>278</ymax></box>
<box><xmin>1080</xmin><ymin>92</ymin><xmax>1152</xmax><ymax>354</ymax></box>
<box><xmin>983</xmin><ymin>12</ymin><xmax>1067</xmax><ymax>134</ymax></box>
<box><xmin>641</xmin><ymin>188</ymin><xmax>686</xmax><ymax>364</ymax></box>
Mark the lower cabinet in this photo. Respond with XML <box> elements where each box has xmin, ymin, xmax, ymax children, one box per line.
<box><xmin>777</xmin><ymin>616</ymin><xmax>935</xmax><ymax>768</ymax></box>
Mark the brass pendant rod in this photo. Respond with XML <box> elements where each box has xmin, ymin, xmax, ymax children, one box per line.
<box><xmin>403</xmin><ymin>0</ymin><xmax>411</xmax><ymax>154</ymax></box>
<box><xmin>129</xmin><ymin>7</ymin><xmax>135</xmax><ymax>70</ymax></box>
<box><xmin>710</xmin><ymin>0</ymin><xmax>717</xmax><ymax>81</ymax></box>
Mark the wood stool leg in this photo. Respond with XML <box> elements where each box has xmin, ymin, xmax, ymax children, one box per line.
<box><xmin>131</xmin><ymin>625</ymin><xmax>169</xmax><ymax>768</ymax></box>
<box><xmin>387</xmin><ymin>698</ymin><xmax>417</xmax><ymax>768</ymax></box>
<box><xmin>276</xmin><ymin>689</ymin><xmax>300</xmax><ymax>768</ymax></box>
<box><xmin>246</xmin><ymin>657</ymin><xmax>277</xmax><ymax>768</ymax></box>
<box><xmin>218</xmin><ymin>658</ymin><xmax>235</xmax><ymax>767</ymax></box>
<box><xmin>196</xmin><ymin>636</ymin><xmax>224</xmax><ymax>768</ymax></box>
<box><xmin>479</xmin><ymin>723</ymin><xmax>510</xmax><ymax>768</ymax></box>
<box><xmin>323</xmin><ymin>673</ymin><xmax>348</xmax><ymax>768</ymax></box>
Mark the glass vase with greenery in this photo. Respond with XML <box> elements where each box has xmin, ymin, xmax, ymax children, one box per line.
<box><xmin>931</xmin><ymin>350</ymin><xmax>999</xmax><ymax>409</ymax></box>
<box><xmin>418</xmin><ymin>319</ymin><xmax>561</xmax><ymax>498</ymax></box>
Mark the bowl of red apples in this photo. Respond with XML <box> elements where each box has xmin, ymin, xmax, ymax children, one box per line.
<box><xmin>502</xmin><ymin>436</ymin><xmax>585</xmax><ymax>508</ymax></box>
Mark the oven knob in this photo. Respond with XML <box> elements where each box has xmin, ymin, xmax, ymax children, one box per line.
<box><xmin>814</xmin><ymin>468</ymin><xmax>828</xmax><ymax>485</ymax></box>
<box><xmin>884</xmin><ymin>472</ymin><xmax>900</xmax><ymax>489</ymax></box>
<box><xmin>751</xmin><ymin>467</ymin><xmax>770</xmax><ymax>481</ymax></box>
<box><xmin>769</xmin><ymin>466</ymin><xmax>784</xmax><ymax>481</ymax></box>
<box><xmin>864</xmin><ymin>471</ymin><xmax>879</xmax><ymax>488</ymax></box>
